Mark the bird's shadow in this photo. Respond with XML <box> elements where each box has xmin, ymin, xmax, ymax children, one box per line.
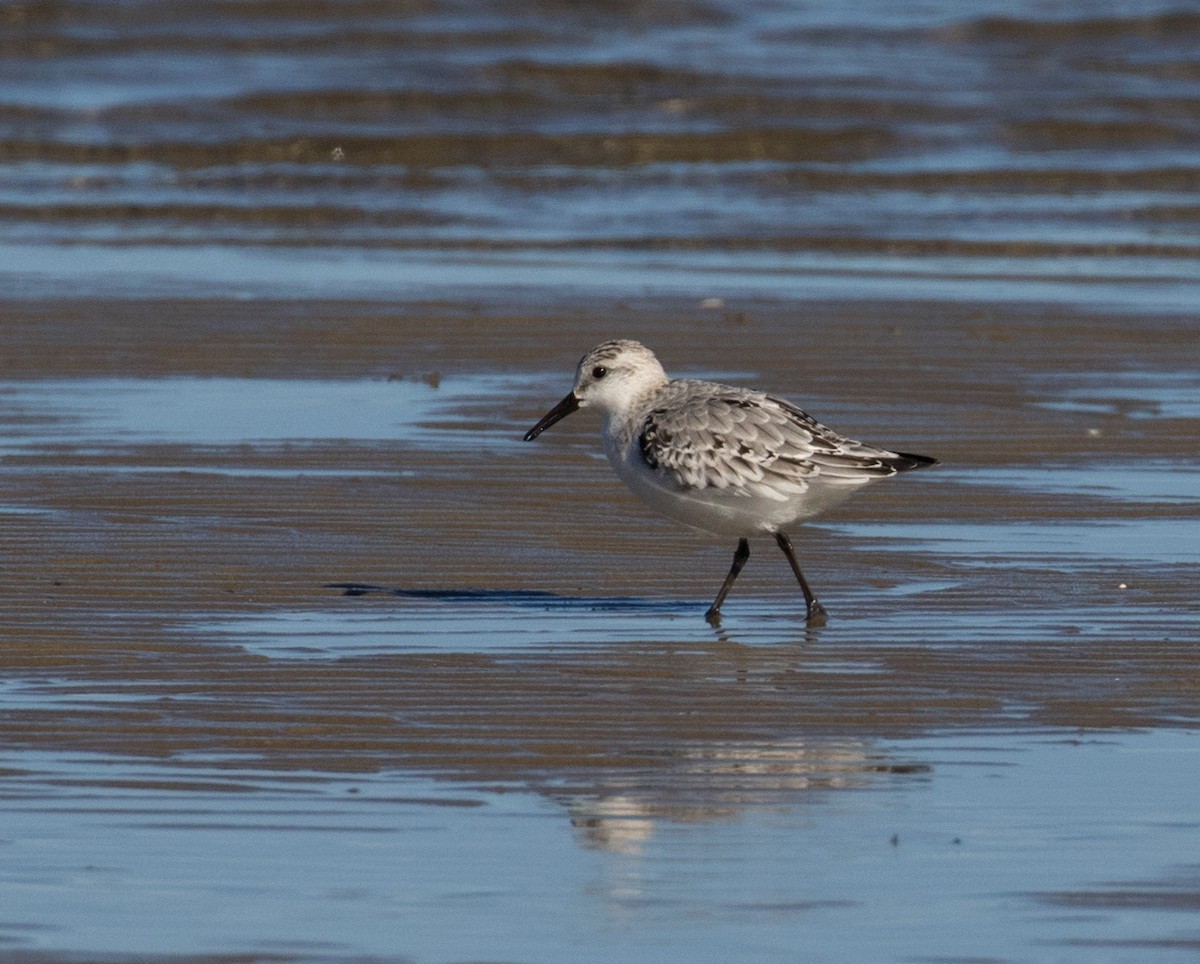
<box><xmin>324</xmin><ymin>582</ymin><xmax>685</xmax><ymax>615</ymax></box>
<box><xmin>324</xmin><ymin>583</ymin><xmax>825</xmax><ymax>644</ymax></box>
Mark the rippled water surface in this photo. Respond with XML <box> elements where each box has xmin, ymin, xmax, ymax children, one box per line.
<box><xmin>2</xmin><ymin>1</ymin><xmax>1199</xmax><ymax>961</ymax></box>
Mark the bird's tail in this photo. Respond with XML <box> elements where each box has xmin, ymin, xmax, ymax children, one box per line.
<box><xmin>887</xmin><ymin>451</ymin><xmax>939</xmax><ymax>472</ymax></box>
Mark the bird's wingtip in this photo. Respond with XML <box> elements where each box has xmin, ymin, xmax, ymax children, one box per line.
<box><xmin>892</xmin><ymin>451</ymin><xmax>939</xmax><ymax>471</ymax></box>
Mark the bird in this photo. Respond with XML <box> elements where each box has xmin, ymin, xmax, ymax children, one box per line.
<box><xmin>523</xmin><ymin>339</ymin><xmax>937</xmax><ymax>625</ymax></box>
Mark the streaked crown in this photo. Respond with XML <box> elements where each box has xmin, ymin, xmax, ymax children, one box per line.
<box><xmin>572</xmin><ymin>340</ymin><xmax>669</xmax><ymax>415</ymax></box>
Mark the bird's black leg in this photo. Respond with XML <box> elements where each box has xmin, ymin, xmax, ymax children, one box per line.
<box><xmin>774</xmin><ymin>531</ymin><xmax>828</xmax><ymax>625</ymax></box>
<box><xmin>705</xmin><ymin>537</ymin><xmax>750</xmax><ymax>626</ymax></box>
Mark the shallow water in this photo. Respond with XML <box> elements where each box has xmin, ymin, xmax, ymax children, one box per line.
<box><xmin>2</xmin><ymin>732</ymin><xmax>1198</xmax><ymax>962</ymax></box>
<box><xmin>3</xmin><ymin>1</ymin><xmax>1200</xmax><ymax>962</ymax></box>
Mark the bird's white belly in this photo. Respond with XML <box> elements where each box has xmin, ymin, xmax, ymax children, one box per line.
<box><xmin>605</xmin><ymin>439</ymin><xmax>864</xmax><ymax>537</ymax></box>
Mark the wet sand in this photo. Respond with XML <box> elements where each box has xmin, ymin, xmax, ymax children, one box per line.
<box><xmin>3</xmin><ymin>0</ymin><xmax>1200</xmax><ymax>960</ymax></box>
<box><xmin>3</xmin><ymin>293</ymin><xmax>1199</xmax><ymax>961</ymax></box>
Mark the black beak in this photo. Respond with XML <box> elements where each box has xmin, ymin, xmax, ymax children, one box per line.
<box><xmin>524</xmin><ymin>391</ymin><xmax>580</xmax><ymax>441</ymax></box>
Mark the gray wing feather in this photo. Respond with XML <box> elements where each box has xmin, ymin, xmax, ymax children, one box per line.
<box><xmin>639</xmin><ymin>380</ymin><xmax>906</xmax><ymax>496</ymax></box>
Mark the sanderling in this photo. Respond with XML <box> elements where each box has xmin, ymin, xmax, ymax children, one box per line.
<box><xmin>524</xmin><ymin>339</ymin><xmax>937</xmax><ymax>625</ymax></box>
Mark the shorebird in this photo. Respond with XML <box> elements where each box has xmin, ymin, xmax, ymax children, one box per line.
<box><xmin>524</xmin><ymin>340</ymin><xmax>936</xmax><ymax>625</ymax></box>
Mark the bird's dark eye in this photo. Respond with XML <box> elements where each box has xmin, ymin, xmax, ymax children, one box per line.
<box><xmin>592</xmin><ymin>365</ymin><xmax>607</xmax><ymax>380</ymax></box>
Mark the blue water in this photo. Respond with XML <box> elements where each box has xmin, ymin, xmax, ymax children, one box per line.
<box><xmin>3</xmin><ymin>731</ymin><xmax>1198</xmax><ymax>962</ymax></box>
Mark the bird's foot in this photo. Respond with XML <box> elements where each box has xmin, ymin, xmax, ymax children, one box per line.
<box><xmin>805</xmin><ymin>600</ymin><xmax>829</xmax><ymax>626</ymax></box>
